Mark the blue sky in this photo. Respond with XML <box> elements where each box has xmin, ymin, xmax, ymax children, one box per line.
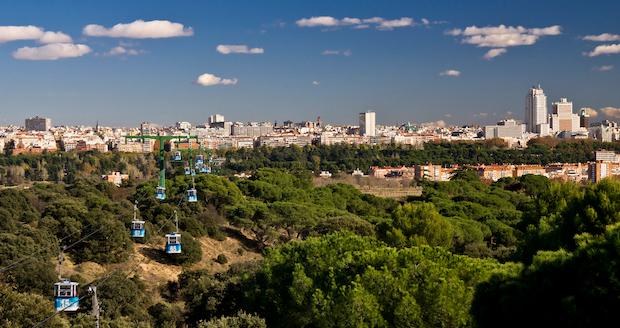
<box><xmin>0</xmin><ymin>0</ymin><xmax>619</xmax><ymax>126</ymax></box>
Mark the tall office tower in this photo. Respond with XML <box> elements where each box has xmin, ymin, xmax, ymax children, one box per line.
<box><xmin>550</xmin><ymin>98</ymin><xmax>580</xmax><ymax>133</ymax></box>
<box><xmin>25</xmin><ymin>116</ymin><xmax>52</xmax><ymax>131</ymax></box>
<box><xmin>359</xmin><ymin>111</ymin><xmax>376</xmax><ymax>137</ymax></box>
<box><xmin>208</xmin><ymin>114</ymin><xmax>225</xmax><ymax>125</ymax></box>
<box><xmin>580</xmin><ymin>108</ymin><xmax>591</xmax><ymax>128</ymax></box>
<box><xmin>525</xmin><ymin>85</ymin><xmax>548</xmax><ymax>133</ymax></box>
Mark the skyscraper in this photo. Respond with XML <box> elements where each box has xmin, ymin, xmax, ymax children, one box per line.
<box><xmin>525</xmin><ymin>85</ymin><xmax>548</xmax><ymax>134</ymax></box>
<box><xmin>359</xmin><ymin>111</ymin><xmax>376</xmax><ymax>137</ymax></box>
<box><xmin>550</xmin><ymin>98</ymin><xmax>580</xmax><ymax>133</ymax></box>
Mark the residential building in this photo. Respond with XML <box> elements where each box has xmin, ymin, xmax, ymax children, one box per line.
<box><xmin>359</xmin><ymin>111</ymin><xmax>376</xmax><ymax>137</ymax></box>
<box><xmin>589</xmin><ymin>120</ymin><xmax>620</xmax><ymax>142</ymax></box>
<box><xmin>514</xmin><ymin>164</ymin><xmax>546</xmax><ymax>177</ymax></box>
<box><xmin>414</xmin><ymin>164</ymin><xmax>456</xmax><ymax>182</ymax></box>
<box><xmin>483</xmin><ymin>119</ymin><xmax>525</xmax><ymax>139</ymax></box>
<box><xmin>208</xmin><ymin>114</ymin><xmax>225</xmax><ymax>125</ymax></box>
<box><xmin>102</xmin><ymin>172</ymin><xmax>129</xmax><ymax>186</ymax></box>
<box><xmin>477</xmin><ymin>165</ymin><xmax>515</xmax><ymax>181</ymax></box>
<box><xmin>25</xmin><ymin>116</ymin><xmax>52</xmax><ymax>131</ymax></box>
<box><xmin>595</xmin><ymin>150</ymin><xmax>618</xmax><ymax>162</ymax></box>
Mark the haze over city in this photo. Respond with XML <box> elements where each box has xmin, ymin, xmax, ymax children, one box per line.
<box><xmin>1</xmin><ymin>0</ymin><xmax>619</xmax><ymax>126</ymax></box>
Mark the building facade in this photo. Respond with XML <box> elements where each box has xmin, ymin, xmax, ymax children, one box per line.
<box><xmin>550</xmin><ymin>98</ymin><xmax>580</xmax><ymax>133</ymax></box>
<box><xmin>525</xmin><ymin>85</ymin><xmax>548</xmax><ymax>134</ymax></box>
<box><xmin>359</xmin><ymin>111</ymin><xmax>376</xmax><ymax>137</ymax></box>
<box><xmin>25</xmin><ymin>116</ymin><xmax>52</xmax><ymax>131</ymax></box>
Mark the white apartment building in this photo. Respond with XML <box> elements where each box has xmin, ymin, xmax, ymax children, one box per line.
<box><xmin>359</xmin><ymin>111</ymin><xmax>376</xmax><ymax>137</ymax></box>
<box><xmin>484</xmin><ymin>119</ymin><xmax>525</xmax><ymax>139</ymax></box>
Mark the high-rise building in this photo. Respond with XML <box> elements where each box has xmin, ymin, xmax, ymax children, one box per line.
<box><xmin>580</xmin><ymin>108</ymin><xmax>591</xmax><ymax>128</ymax></box>
<box><xmin>208</xmin><ymin>114</ymin><xmax>225</xmax><ymax>125</ymax></box>
<box><xmin>550</xmin><ymin>98</ymin><xmax>580</xmax><ymax>133</ymax></box>
<box><xmin>359</xmin><ymin>111</ymin><xmax>376</xmax><ymax>137</ymax></box>
<box><xmin>525</xmin><ymin>85</ymin><xmax>547</xmax><ymax>134</ymax></box>
<box><xmin>25</xmin><ymin>116</ymin><xmax>51</xmax><ymax>131</ymax></box>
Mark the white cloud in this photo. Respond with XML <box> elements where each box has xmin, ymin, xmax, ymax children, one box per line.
<box><xmin>321</xmin><ymin>49</ymin><xmax>352</xmax><ymax>56</ymax></box>
<box><xmin>583</xmin><ymin>33</ymin><xmax>620</xmax><ymax>42</ymax></box>
<box><xmin>13</xmin><ymin>43</ymin><xmax>91</xmax><ymax>60</ymax></box>
<box><xmin>216</xmin><ymin>44</ymin><xmax>264</xmax><ymax>55</ymax></box>
<box><xmin>312</xmin><ymin>81</ymin><xmax>320</xmax><ymax>86</ymax></box>
<box><xmin>448</xmin><ymin>24</ymin><xmax>561</xmax><ymax>57</ymax></box>
<box><xmin>444</xmin><ymin>113</ymin><xmax>453</xmax><ymax>118</ymax></box>
<box><xmin>421</xmin><ymin>18</ymin><xmax>430</xmax><ymax>26</ymax></box>
<box><xmin>83</xmin><ymin>19</ymin><xmax>193</xmax><ymax>38</ymax></box>
<box><xmin>296</xmin><ymin>16</ymin><xmax>340</xmax><ymax>27</ymax></box>
<box><xmin>341</xmin><ymin>17</ymin><xmax>361</xmax><ymax>25</ymax></box>
<box><xmin>104</xmin><ymin>46</ymin><xmax>141</xmax><ymax>56</ymax></box>
<box><xmin>586</xmin><ymin>44</ymin><xmax>620</xmax><ymax>57</ymax></box>
<box><xmin>377</xmin><ymin>17</ymin><xmax>414</xmax><ymax>30</ymax></box>
<box><xmin>196</xmin><ymin>73</ymin><xmax>238</xmax><ymax>87</ymax></box>
<box><xmin>0</xmin><ymin>25</ymin><xmax>44</xmax><ymax>42</ymax></box>
<box><xmin>38</xmin><ymin>31</ymin><xmax>72</xmax><ymax>44</ymax></box>
<box><xmin>0</xmin><ymin>26</ymin><xmax>73</xmax><ymax>44</ymax></box>
<box><xmin>594</xmin><ymin>65</ymin><xmax>614</xmax><ymax>72</ymax></box>
<box><xmin>600</xmin><ymin>107</ymin><xmax>620</xmax><ymax>119</ymax></box>
<box><xmin>439</xmin><ymin>69</ymin><xmax>461</xmax><ymax>77</ymax></box>
<box><xmin>483</xmin><ymin>48</ymin><xmax>507</xmax><ymax>60</ymax></box>
<box><xmin>296</xmin><ymin>16</ymin><xmax>416</xmax><ymax>30</ymax></box>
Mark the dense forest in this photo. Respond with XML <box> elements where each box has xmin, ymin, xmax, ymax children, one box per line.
<box><xmin>0</xmin><ymin>143</ymin><xmax>619</xmax><ymax>327</ymax></box>
<box><xmin>2</xmin><ymin>138</ymin><xmax>620</xmax><ymax>186</ymax></box>
<box><xmin>221</xmin><ymin>138</ymin><xmax>620</xmax><ymax>173</ymax></box>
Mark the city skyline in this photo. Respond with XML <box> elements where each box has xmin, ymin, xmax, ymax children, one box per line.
<box><xmin>0</xmin><ymin>0</ymin><xmax>619</xmax><ymax>126</ymax></box>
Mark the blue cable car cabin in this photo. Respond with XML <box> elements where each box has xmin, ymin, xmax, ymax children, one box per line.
<box><xmin>54</xmin><ymin>280</ymin><xmax>79</xmax><ymax>312</ymax></box>
<box><xmin>202</xmin><ymin>166</ymin><xmax>211</xmax><ymax>174</ymax></box>
<box><xmin>155</xmin><ymin>186</ymin><xmax>166</xmax><ymax>200</ymax></box>
<box><xmin>130</xmin><ymin>220</ymin><xmax>145</xmax><ymax>238</ymax></box>
<box><xmin>165</xmin><ymin>233</ymin><xmax>182</xmax><ymax>254</ymax></box>
<box><xmin>191</xmin><ymin>169</ymin><xmax>196</xmax><ymax>176</ymax></box>
<box><xmin>196</xmin><ymin>155</ymin><xmax>204</xmax><ymax>165</ymax></box>
<box><xmin>173</xmin><ymin>151</ymin><xmax>182</xmax><ymax>161</ymax></box>
<box><xmin>187</xmin><ymin>188</ymin><xmax>198</xmax><ymax>202</ymax></box>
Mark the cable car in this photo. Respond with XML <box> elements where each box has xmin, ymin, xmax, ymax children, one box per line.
<box><xmin>165</xmin><ymin>233</ymin><xmax>182</xmax><ymax>254</ymax></box>
<box><xmin>184</xmin><ymin>166</ymin><xmax>191</xmax><ymax>175</ymax></box>
<box><xmin>130</xmin><ymin>220</ymin><xmax>145</xmax><ymax>238</ymax></box>
<box><xmin>156</xmin><ymin>186</ymin><xmax>166</xmax><ymax>200</ymax></box>
<box><xmin>199</xmin><ymin>165</ymin><xmax>211</xmax><ymax>174</ymax></box>
<box><xmin>173</xmin><ymin>151</ymin><xmax>182</xmax><ymax>161</ymax></box>
<box><xmin>191</xmin><ymin>169</ymin><xmax>196</xmax><ymax>176</ymax></box>
<box><xmin>54</xmin><ymin>280</ymin><xmax>79</xmax><ymax>312</ymax></box>
<box><xmin>196</xmin><ymin>155</ymin><xmax>204</xmax><ymax>165</ymax></box>
<box><xmin>187</xmin><ymin>188</ymin><xmax>198</xmax><ymax>202</ymax></box>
